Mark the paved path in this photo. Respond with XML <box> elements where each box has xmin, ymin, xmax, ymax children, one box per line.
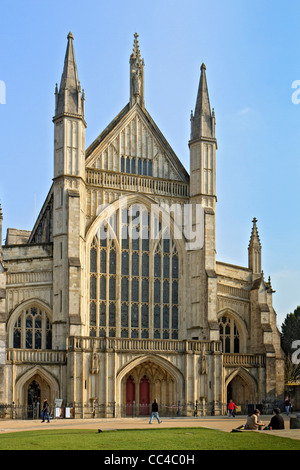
<box><xmin>0</xmin><ymin>414</ymin><xmax>300</xmax><ymax>441</ymax></box>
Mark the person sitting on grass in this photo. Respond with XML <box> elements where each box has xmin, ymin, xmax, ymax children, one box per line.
<box><xmin>263</xmin><ymin>408</ymin><xmax>285</xmax><ymax>430</ymax></box>
<box><xmin>244</xmin><ymin>409</ymin><xmax>264</xmax><ymax>430</ymax></box>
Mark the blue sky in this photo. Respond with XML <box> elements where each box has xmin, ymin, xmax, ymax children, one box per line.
<box><xmin>0</xmin><ymin>0</ymin><xmax>300</xmax><ymax>328</ymax></box>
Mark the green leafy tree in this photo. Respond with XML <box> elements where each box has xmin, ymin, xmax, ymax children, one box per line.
<box><xmin>285</xmin><ymin>355</ymin><xmax>300</xmax><ymax>384</ymax></box>
<box><xmin>281</xmin><ymin>306</ymin><xmax>300</xmax><ymax>355</ymax></box>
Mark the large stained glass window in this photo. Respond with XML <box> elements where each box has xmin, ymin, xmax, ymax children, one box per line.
<box><xmin>89</xmin><ymin>204</ymin><xmax>179</xmax><ymax>339</ymax></box>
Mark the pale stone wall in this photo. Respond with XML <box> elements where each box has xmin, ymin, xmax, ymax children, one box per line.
<box><xmin>66</xmin><ymin>339</ymin><xmax>224</xmax><ymax>416</ymax></box>
<box><xmin>216</xmin><ymin>260</ymin><xmax>284</xmax><ymax>406</ymax></box>
<box><xmin>5</xmin><ymin>229</ymin><xmax>31</xmax><ymax>245</ymax></box>
<box><xmin>3</xmin><ymin>244</ymin><xmax>53</xmax><ymax>317</ymax></box>
<box><xmin>0</xmin><ymin>261</ymin><xmax>6</xmax><ymax>402</ymax></box>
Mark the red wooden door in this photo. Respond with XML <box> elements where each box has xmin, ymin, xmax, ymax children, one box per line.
<box><xmin>139</xmin><ymin>376</ymin><xmax>150</xmax><ymax>415</ymax></box>
<box><xmin>126</xmin><ymin>376</ymin><xmax>135</xmax><ymax>416</ymax></box>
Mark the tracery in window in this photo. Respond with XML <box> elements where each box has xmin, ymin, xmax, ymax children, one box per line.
<box><xmin>89</xmin><ymin>233</ymin><xmax>117</xmax><ymax>338</ymax></box>
<box><xmin>218</xmin><ymin>315</ymin><xmax>240</xmax><ymax>353</ymax></box>
<box><xmin>89</xmin><ymin>204</ymin><xmax>179</xmax><ymax>339</ymax></box>
<box><xmin>153</xmin><ymin>232</ymin><xmax>178</xmax><ymax>340</ymax></box>
<box><xmin>13</xmin><ymin>306</ymin><xmax>52</xmax><ymax>349</ymax></box>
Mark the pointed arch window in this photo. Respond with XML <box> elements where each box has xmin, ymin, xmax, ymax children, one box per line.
<box><xmin>13</xmin><ymin>306</ymin><xmax>52</xmax><ymax>350</ymax></box>
<box><xmin>88</xmin><ymin>204</ymin><xmax>179</xmax><ymax>339</ymax></box>
<box><xmin>218</xmin><ymin>315</ymin><xmax>240</xmax><ymax>353</ymax></box>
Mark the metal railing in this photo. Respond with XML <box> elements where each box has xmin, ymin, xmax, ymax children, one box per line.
<box><xmin>0</xmin><ymin>403</ymin><xmax>41</xmax><ymax>420</ymax></box>
<box><xmin>0</xmin><ymin>399</ymin><xmax>286</xmax><ymax>420</ymax></box>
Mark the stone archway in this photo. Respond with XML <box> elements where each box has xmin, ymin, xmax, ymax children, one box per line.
<box><xmin>226</xmin><ymin>368</ymin><xmax>257</xmax><ymax>411</ymax></box>
<box><xmin>15</xmin><ymin>366</ymin><xmax>60</xmax><ymax>407</ymax></box>
<box><xmin>117</xmin><ymin>355</ymin><xmax>184</xmax><ymax>417</ymax></box>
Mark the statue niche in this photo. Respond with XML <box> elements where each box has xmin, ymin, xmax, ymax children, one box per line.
<box><xmin>132</xmin><ymin>69</ymin><xmax>141</xmax><ymax>97</ymax></box>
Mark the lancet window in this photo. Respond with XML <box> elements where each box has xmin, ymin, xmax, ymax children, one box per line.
<box><xmin>121</xmin><ymin>155</ymin><xmax>152</xmax><ymax>177</ymax></box>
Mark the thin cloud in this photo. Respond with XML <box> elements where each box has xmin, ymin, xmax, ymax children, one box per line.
<box><xmin>238</xmin><ymin>107</ymin><xmax>252</xmax><ymax>115</ymax></box>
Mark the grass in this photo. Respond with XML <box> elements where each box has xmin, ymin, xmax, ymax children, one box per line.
<box><xmin>0</xmin><ymin>427</ymin><xmax>300</xmax><ymax>450</ymax></box>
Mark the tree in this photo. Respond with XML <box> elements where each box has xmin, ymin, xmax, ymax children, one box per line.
<box><xmin>285</xmin><ymin>355</ymin><xmax>300</xmax><ymax>384</ymax></box>
<box><xmin>281</xmin><ymin>306</ymin><xmax>300</xmax><ymax>356</ymax></box>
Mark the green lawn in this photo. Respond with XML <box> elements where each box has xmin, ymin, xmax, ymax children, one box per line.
<box><xmin>0</xmin><ymin>427</ymin><xmax>299</xmax><ymax>450</ymax></box>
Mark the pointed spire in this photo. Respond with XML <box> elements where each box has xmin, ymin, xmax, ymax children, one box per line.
<box><xmin>130</xmin><ymin>33</ymin><xmax>145</xmax><ymax>108</ymax></box>
<box><xmin>191</xmin><ymin>63</ymin><xmax>215</xmax><ymax>141</ymax></box>
<box><xmin>248</xmin><ymin>217</ymin><xmax>261</xmax><ymax>249</ymax></box>
<box><xmin>54</xmin><ymin>32</ymin><xmax>85</xmax><ymax>119</ymax></box>
<box><xmin>248</xmin><ymin>217</ymin><xmax>262</xmax><ymax>275</ymax></box>
<box><xmin>61</xmin><ymin>32</ymin><xmax>79</xmax><ymax>90</ymax></box>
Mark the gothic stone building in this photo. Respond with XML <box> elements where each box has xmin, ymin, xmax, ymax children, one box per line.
<box><xmin>0</xmin><ymin>33</ymin><xmax>284</xmax><ymax>417</ymax></box>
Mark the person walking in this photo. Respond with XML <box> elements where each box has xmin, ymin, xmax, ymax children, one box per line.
<box><xmin>149</xmin><ymin>399</ymin><xmax>162</xmax><ymax>424</ymax></box>
<box><xmin>284</xmin><ymin>397</ymin><xmax>292</xmax><ymax>416</ymax></box>
<box><xmin>227</xmin><ymin>399</ymin><xmax>238</xmax><ymax>418</ymax></box>
<box><xmin>41</xmin><ymin>399</ymin><xmax>50</xmax><ymax>423</ymax></box>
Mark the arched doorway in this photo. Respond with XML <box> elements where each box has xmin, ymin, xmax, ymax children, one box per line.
<box><xmin>139</xmin><ymin>376</ymin><xmax>150</xmax><ymax>415</ymax></box>
<box><xmin>121</xmin><ymin>357</ymin><xmax>183</xmax><ymax>417</ymax></box>
<box><xmin>15</xmin><ymin>365</ymin><xmax>60</xmax><ymax>408</ymax></box>
<box><xmin>226</xmin><ymin>369</ymin><xmax>257</xmax><ymax>413</ymax></box>
<box><xmin>28</xmin><ymin>380</ymin><xmax>41</xmax><ymax>405</ymax></box>
<box><xmin>126</xmin><ymin>376</ymin><xmax>135</xmax><ymax>416</ymax></box>
<box><xmin>27</xmin><ymin>380</ymin><xmax>41</xmax><ymax>419</ymax></box>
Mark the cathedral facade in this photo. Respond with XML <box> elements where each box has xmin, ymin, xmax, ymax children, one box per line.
<box><xmin>0</xmin><ymin>33</ymin><xmax>285</xmax><ymax>418</ymax></box>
